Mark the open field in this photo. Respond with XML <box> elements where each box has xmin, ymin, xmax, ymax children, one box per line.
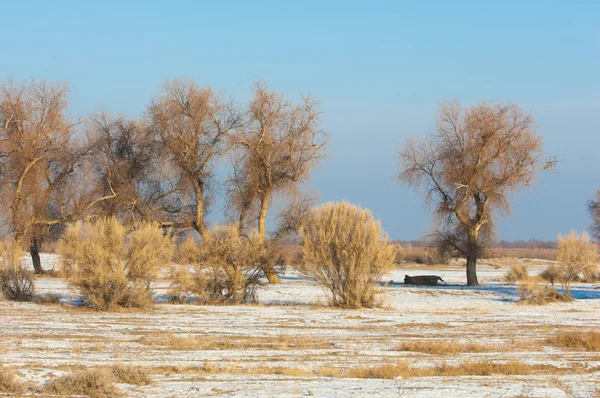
<box><xmin>1</xmin><ymin>255</ymin><xmax>600</xmax><ymax>397</ymax></box>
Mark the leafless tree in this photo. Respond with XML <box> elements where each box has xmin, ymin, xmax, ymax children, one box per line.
<box><xmin>0</xmin><ymin>80</ymin><xmax>125</xmax><ymax>273</ymax></box>
<box><xmin>0</xmin><ymin>79</ymin><xmax>91</xmax><ymax>272</ymax></box>
<box><xmin>148</xmin><ymin>78</ymin><xmax>241</xmax><ymax>238</ymax></box>
<box><xmin>396</xmin><ymin>100</ymin><xmax>555</xmax><ymax>285</ymax></box>
<box><xmin>588</xmin><ymin>189</ymin><xmax>600</xmax><ymax>243</ymax></box>
<box><xmin>229</xmin><ymin>82</ymin><xmax>327</xmax><ymax>282</ymax></box>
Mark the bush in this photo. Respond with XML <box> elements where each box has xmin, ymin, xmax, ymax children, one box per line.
<box><xmin>45</xmin><ymin>368</ymin><xmax>122</xmax><ymax>398</ymax></box>
<box><xmin>300</xmin><ymin>201</ymin><xmax>395</xmax><ymax>308</ymax></box>
<box><xmin>169</xmin><ymin>224</ymin><xmax>265</xmax><ymax>304</ymax></box>
<box><xmin>0</xmin><ymin>367</ymin><xmax>26</xmax><ymax>394</ymax></box>
<box><xmin>539</xmin><ymin>264</ymin><xmax>560</xmax><ymax>286</ymax></box>
<box><xmin>0</xmin><ymin>240</ymin><xmax>34</xmax><ymax>301</ymax></box>
<box><xmin>504</xmin><ymin>263</ymin><xmax>529</xmax><ymax>282</ymax></box>
<box><xmin>517</xmin><ymin>281</ymin><xmax>571</xmax><ymax>305</ymax></box>
<box><xmin>57</xmin><ymin>218</ymin><xmax>174</xmax><ymax>310</ymax></box>
<box><xmin>556</xmin><ymin>231</ymin><xmax>599</xmax><ymax>292</ymax></box>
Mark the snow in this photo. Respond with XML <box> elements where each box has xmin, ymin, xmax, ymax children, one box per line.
<box><xmin>1</xmin><ymin>255</ymin><xmax>600</xmax><ymax>397</ymax></box>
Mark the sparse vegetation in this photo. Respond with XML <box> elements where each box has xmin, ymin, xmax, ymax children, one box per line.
<box><xmin>547</xmin><ymin>331</ymin><xmax>600</xmax><ymax>351</ymax></box>
<box><xmin>138</xmin><ymin>331</ymin><xmax>333</xmax><ymax>350</ymax></box>
<box><xmin>57</xmin><ymin>218</ymin><xmax>174</xmax><ymax>310</ymax></box>
<box><xmin>300</xmin><ymin>201</ymin><xmax>395</xmax><ymax>308</ymax></box>
<box><xmin>396</xmin><ymin>340</ymin><xmax>497</xmax><ymax>354</ymax></box>
<box><xmin>0</xmin><ymin>240</ymin><xmax>34</xmax><ymax>301</ymax></box>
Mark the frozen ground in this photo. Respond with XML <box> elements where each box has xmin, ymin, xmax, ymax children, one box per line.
<box><xmin>1</xmin><ymin>255</ymin><xmax>600</xmax><ymax>397</ymax></box>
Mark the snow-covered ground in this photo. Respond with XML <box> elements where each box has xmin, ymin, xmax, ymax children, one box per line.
<box><xmin>1</xmin><ymin>255</ymin><xmax>600</xmax><ymax>397</ymax></box>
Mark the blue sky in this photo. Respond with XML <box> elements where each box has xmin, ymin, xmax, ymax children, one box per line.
<box><xmin>2</xmin><ymin>0</ymin><xmax>599</xmax><ymax>240</ymax></box>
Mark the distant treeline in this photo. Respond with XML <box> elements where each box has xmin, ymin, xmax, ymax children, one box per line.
<box><xmin>395</xmin><ymin>240</ymin><xmax>556</xmax><ymax>249</ymax></box>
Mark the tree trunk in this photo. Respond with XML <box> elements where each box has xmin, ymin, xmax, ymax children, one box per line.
<box><xmin>257</xmin><ymin>193</ymin><xmax>280</xmax><ymax>284</ymax></box>
<box><xmin>464</xmin><ymin>226</ymin><xmax>481</xmax><ymax>286</ymax></box>
<box><xmin>193</xmin><ymin>180</ymin><xmax>207</xmax><ymax>239</ymax></box>
<box><xmin>466</xmin><ymin>254</ymin><xmax>479</xmax><ymax>286</ymax></box>
<box><xmin>257</xmin><ymin>194</ymin><xmax>270</xmax><ymax>243</ymax></box>
<box><xmin>30</xmin><ymin>238</ymin><xmax>43</xmax><ymax>274</ymax></box>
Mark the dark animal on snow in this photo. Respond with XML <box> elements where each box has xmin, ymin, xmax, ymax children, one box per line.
<box><xmin>404</xmin><ymin>275</ymin><xmax>445</xmax><ymax>286</ymax></box>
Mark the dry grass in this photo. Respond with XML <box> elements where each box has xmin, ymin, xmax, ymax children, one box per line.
<box><xmin>547</xmin><ymin>331</ymin><xmax>600</xmax><ymax>352</ymax></box>
<box><xmin>44</xmin><ymin>368</ymin><xmax>122</xmax><ymax>398</ymax></box>
<box><xmin>326</xmin><ymin>360</ymin><xmax>558</xmax><ymax>379</ymax></box>
<box><xmin>108</xmin><ymin>364</ymin><xmax>152</xmax><ymax>385</ymax></box>
<box><xmin>0</xmin><ymin>240</ymin><xmax>34</xmax><ymax>302</ymax></box>
<box><xmin>395</xmin><ymin>340</ymin><xmax>499</xmax><ymax>355</ymax></box>
<box><xmin>0</xmin><ymin>368</ymin><xmax>26</xmax><ymax>394</ymax></box>
<box><xmin>101</xmin><ymin>359</ymin><xmax>574</xmax><ymax>381</ymax></box>
<box><xmin>138</xmin><ymin>332</ymin><xmax>334</xmax><ymax>350</ymax></box>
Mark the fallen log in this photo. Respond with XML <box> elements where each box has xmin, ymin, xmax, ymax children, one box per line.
<box><xmin>404</xmin><ymin>275</ymin><xmax>445</xmax><ymax>286</ymax></box>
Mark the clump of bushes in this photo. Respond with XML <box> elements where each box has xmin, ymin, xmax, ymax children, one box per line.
<box><xmin>504</xmin><ymin>263</ymin><xmax>529</xmax><ymax>282</ymax></box>
<box><xmin>517</xmin><ymin>281</ymin><xmax>571</xmax><ymax>305</ymax></box>
<box><xmin>57</xmin><ymin>218</ymin><xmax>174</xmax><ymax>310</ymax></box>
<box><xmin>169</xmin><ymin>224</ymin><xmax>267</xmax><ymax>304</ymax></box>
<box><xmin>0</xmin><ymin>240</ymin><xmax>34</xmax><ymax>301</ymax></box>
<box><xmin>300</xmin><ymin>201</ymin><xmax>395</xmax><ymax>308</ymax></box>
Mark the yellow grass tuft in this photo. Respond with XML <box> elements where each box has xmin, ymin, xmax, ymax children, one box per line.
<box><xmin>547</xmin><ymin>331</ymin><xmax>600</xmax><ymax>351</ymax></box>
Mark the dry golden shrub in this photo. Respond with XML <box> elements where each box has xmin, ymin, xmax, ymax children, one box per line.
<box><xmin>0</xmin><ymin>239</ymin><xmax>34</xmax><ymax>301</ymax></box>
<box><xmin>44</xmin><ymin>368</ymin><xmax>122</xmax><ymax>398</ymax></box>
<box><xmin>547</xmin><ymin>331</ymin><xmax>600</xmax><ymax>351</ymax></box>
<box><xmin>557</xmin><ymin>231</ymin><xmax>599</xmax><ymax>291</ymax></box>
<box><xmin>109</xmin><ymin>364</ymin><xmax>152</xmax><ymax>385</ymax></box>
<box><xmin>504</xmin><ymin>263</ymin><xmax>529</xmax><ymax>282</ymax></box>
<box><xmin>300</xmin><ymin>202</ymin><xmax>395</xmax><ymax>308</ymax></box>
<box><xmin>0</xmin><ymin>367</ymin><xmax>26</xmax><ymax>393</ymax></box>
<box><xmin>57</xmin><ymin>218</ymin><xmax>174</xmax><ymax>310</ymax></box>
<box><xmin>517</xmin><ymin>281</ymin><xmax>571</xmax><ymax>305</ymax></box>
<box><xmin>170</xmin><ymin>224</ymin><xmax>265</xmax><ymax>304</ymax></box>
<box><xmin>539</xmin><ymin>264</ymin><xmax>561</xmax><ymax>285</ymax></box>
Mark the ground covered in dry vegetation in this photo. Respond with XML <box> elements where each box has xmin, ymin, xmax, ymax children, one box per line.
<box><xmin>1</xmin><ymin>255</ymin><xmax>600</xmax><ymax>397</ymax></box>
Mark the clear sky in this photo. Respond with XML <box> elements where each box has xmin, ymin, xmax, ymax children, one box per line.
<box><xmin>2</xmin><ymin>0</ymin><xmax>599</xmax><ymax>241</ymax></box>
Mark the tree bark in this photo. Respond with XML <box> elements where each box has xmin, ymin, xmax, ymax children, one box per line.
<box><xmin>466</xmin><ymin>254</ymin><xmax>479</xmax><ymax>286</ymax></box>
<box><xmin>257</xmin><ymin>193</ymin><xmax>280</xmax><ymax>284</ymax></box>
<box><xmin>257</xmin><ymin>194</ymin><xmax>270</xmax><ymax>243</ymax></box>
<box><xmin>30</xmin><ymin>238</ymin><xmax>43</xmax><ymax>274</ymax></box>
<box><xmin>193</xmin><ymin>180</ymin><xmax>207</xmax><ymax>239</ymax></box>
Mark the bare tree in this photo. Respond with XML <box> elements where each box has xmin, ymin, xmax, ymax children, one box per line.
<box><xmin>230</xmin><ymin>82</ymin><xmax>326</xmax><ymax>282</ymax></box>
<box><xmin>149</xmin><ymin>78</ymin><xmax>241</xmax><ymax>238</ymax></box>
<box><xmin>396</xmin><ymin>100</ymin><xmax>555</xmax><ymax>285</ymax></box>
<box><xmin>0</xmin><ymin>79</ymin><xmax>92</xmax><ymax>272</ymax></box>
<box><xmin>588</xmin><ymin>189</ymin><xmax>600</xmax><ymax>242</ymax></box>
